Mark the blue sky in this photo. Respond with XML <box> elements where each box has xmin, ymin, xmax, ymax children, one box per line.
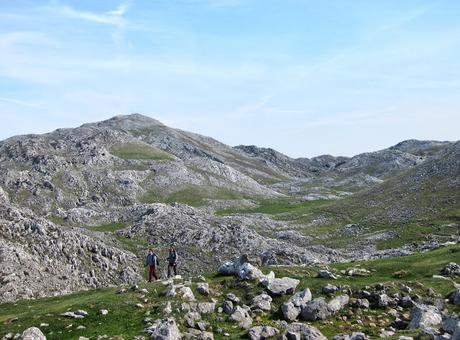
<box><xmin>0</xmin><ymin>0</ymin><xmax>459</xmax><ymax>157</ymax></box>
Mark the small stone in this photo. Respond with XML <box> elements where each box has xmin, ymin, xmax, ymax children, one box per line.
<box><xmin>197</xmin><ymin>282</ymin><xmax>210</xmax><ymax>296</ymax></box>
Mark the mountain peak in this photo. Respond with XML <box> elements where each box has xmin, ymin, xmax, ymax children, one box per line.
<box><xmin>106</xmin><ymin>113</ymin><xmax>164</xmax><ymax>127</ymax></box>
<box><xmin>81</xmin><ymin>113</ymin><xmax>165</xmax><ymax>131</ymax></box>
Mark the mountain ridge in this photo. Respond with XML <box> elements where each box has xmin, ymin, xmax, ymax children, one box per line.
<box><xmin>0</xmin><ymin>113</ymin><xmax>458</xmax><ymax>303</ymax></box>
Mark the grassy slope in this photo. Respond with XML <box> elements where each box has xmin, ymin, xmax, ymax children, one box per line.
<box><xmin>216</xmin><ymin>198</ymin><xmax>331</xmax><ymax>217</ymax></box>
<box><xmin>141</xmin><ymin>186</ymin><xmax>248</xmax><ymax>207</ymax></box>
<box><xmin>1</xmin><ymin>245</ymin><xmax>459</xmax><ymax>339</ymax></box>
<box><xmin>110</xmin><ymin>143</ymin><xmax>173</xmax><ymax>161</ymax></box>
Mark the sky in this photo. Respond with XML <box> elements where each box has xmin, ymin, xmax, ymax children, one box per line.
<box><xmin>0</xmin><ymin>0</ymin><xmax>459</xmax><ymax>157</ymax></box>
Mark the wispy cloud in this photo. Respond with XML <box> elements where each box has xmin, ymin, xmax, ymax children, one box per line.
<box><xmin>42</xmin><ymin>1</ymin><xmax>133</xmax><ymax>46</ymax></box>
<box><xmin>0</xmin><ymin>97</ymin><xmax>44</xmax><ymax>109</ymax></box>
<box><xmin>46</xmin><ymin>1</ymin><xmax>132</xmax><ymax>27</ymax></box>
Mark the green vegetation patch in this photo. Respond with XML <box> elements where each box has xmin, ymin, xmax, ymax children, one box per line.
<box><xmin>110</xmin><ymin>143</ymin><xmax>173</xmax><ymax>161</ymax></box>
<box><xmin>140</xmin><ymin>186</ymin><xmax>246</xmax><ymax>207</ymax></box>
<box><xmin>217</xmin><ymin>198</ymin><xmax>331</xmax><ymax>218</ymax></box>
<box><xmin>87</xmin><ymin>222</ymin><xmax>128</xmax><ymax>233</ymax></box>
<box><xmin>48</xmin><ymin>215</ymin><xmax>65</xmax><ymax>225</ymax></box>
<box><xmin>1</xmin><ymin>245</ymin><xmax>459</xmax><ymax>339</ymax></box>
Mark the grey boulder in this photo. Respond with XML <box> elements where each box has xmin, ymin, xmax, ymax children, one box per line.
<box><xmin>408</xmin><ymin>304</ymin><xmax>442</xmax><ymax>330</ymax></box>
<box><xmin>145</xmin><ymin>318</ymin><xmax>182</xmax><ymax>340</ymax></box>
<box><xmin>250</xmin><ymin>293</ymin><xmax>272</xmax><ymax>312</ymax></box>
<box><xmin>261</xmin><ymin>277</ymin><xmax>299</xmax><ymax>296</ymax></box>
<box><xmin>285</xmin><ymin>323</ymin><xmax>327</xmax><ymax>340</ymax></box>
<box><xmin>229</xmin><ymin>306</ymin><xmax>253</xmax><ymax>329</ymax></box>
<box><xmin>248</xmin><ymin>326</ymin><xmax>279</xmax><ymax>340</ymax></box>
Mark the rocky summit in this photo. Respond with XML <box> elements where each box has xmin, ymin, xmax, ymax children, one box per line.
<box><xmin>0</xmin><ymin>114</ymin><xmax>459</xmax><ymax>339</ymax></box>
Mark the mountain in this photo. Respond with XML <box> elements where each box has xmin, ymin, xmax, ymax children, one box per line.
<box><xmin>0</xmin><ymin>113</ymin><xmax>458</xmax><ymax>303</ymax></box>
<box><xmin>330</xmin><ymin>141</ymin><xmax>460</xmax><ymax>225</ymax></box>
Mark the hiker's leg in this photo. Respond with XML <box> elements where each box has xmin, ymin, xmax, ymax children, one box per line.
<box><xmin>167</xmin><ymin>265</ymin><xmax>172</xmax><ymax>278</ymax></box>
<box><xmin>173</xmin><ymin>264</ymin><xmax>177</xmax><ymax>276</ymax></box>
<box><xmin>148</xmin><ymin>266</ymin><xmax>153</xmax><ymax>282</ymax></box>
<box><xmin>153</xmin><ymin>268</ymin><xmax>159</xmax><ymax>280</ymax></box>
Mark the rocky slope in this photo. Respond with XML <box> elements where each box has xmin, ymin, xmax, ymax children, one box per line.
<box><xmin>1</xmin><ymin>244</ymin><xmax>459</xmax><ymax>340</ymax></box>
<box><xmin>0</xmin><ymin>194</ymin><xmax>140</xmax><ymax>303</ymax></box>
<box><xmin>0</xmin><ymin>113</ymin><xmax>458</xmax><ymax>303</ymax></box>
<box><xmin>329</xmin><ymin>141</ymin><xmax>460</xmax><ymax>224</ymax></box>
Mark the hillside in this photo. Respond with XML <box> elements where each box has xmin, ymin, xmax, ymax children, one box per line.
<box><xmin>0</xmin><ymin>114</ymin><xmax>458</xmax><ymax>306</ymax></box>
<box><xmin>1</xmin><ymin>244</ymin><xmax>459</xmax><ymax>339</ymax></box>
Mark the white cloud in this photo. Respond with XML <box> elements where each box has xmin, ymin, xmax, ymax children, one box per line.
<box><xmin>0</xmin><ymin>97</ymin><xmax>44</xmax><ymax>109</ymax></box>
<box><xmin>47</xmin><ymin>1</ymin><xmax>132</xmax><ymax>28</ymax></box>
<box><xmin>42</xmin><ymin>1</ymin><xmax>133</xmax><ymax>47</ymax></box>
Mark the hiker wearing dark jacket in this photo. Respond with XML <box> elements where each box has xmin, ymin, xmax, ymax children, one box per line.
<box><xmin>145</xmin><ymin>248</ymin><xmax>159</xmax><ymax>282</ymax></box>
<box><xmin>167</xmin><ymin>246</ymin><xmax>178</xmax><ymax>278</ymax></box>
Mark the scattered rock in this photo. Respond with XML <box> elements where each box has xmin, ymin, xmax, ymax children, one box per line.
<box><xmin>144</xmin><ymin>318</ymin><xmax>182</xmax><ymax>340</ymax></box>
<box><xmin>300</xmin><ymin>298</ymin><xmax>332</xmax><ymax>321</ymax></box>
<box><xmin>328</xmin><ymin>295</ymin><xmax>350</xmax><ymax>313</ymax></box>
<box><xmin>179</xmin><ymin>287</ymin><xmax>196</xmax><ymax>302</ymax></box>
<box><xmin>346</xmin><ymin>268</ymin><xmax>371</xmax><ymax>277</ymax></box>
<box><xmin>408</xmin><ymin>304</ymin><xmax>442</xmax><ymax>330</ymax></box>
<box><xmin>99</xmin><ymin>309</ymin><xmax>109</xmax><ymax>315</ymax></box>
<box><xmin>184</xmin><ymin>311</ymin><xmax>201</xmax><ymax>328</ymax></box>
<box><xmin>440</xmin><ymin>262</ymin><xmax>460</xmax><ymax>277</ymax></box>
<box><xmin>449</xmin><ymin>288</ymin><xmax>460</xmax><ymax>306</ymax></box>
<box><xmin>250</xmin><ymin>293</ymin><xmax>272</xmax><ymax>312</ymax></box>
<box><xmin>317</xmin><ymin>270</ymin><xmax>338</xmax><ymax>280</ymax></box>
<box><xmin>261</xmin><ymin>277</ymin><xmax>299</xmax><ymax>296</ymax></box>
<box><xmin>280</xmin><ymin>288</ymin><xmax>313</xmax><ymax>322</ymax></box>
<box><xmin>17</xmin><ymin>327</ymin><xmax>46</xmax><ymax>340</ymax></box>
<box><xmin>164</xmin><ymin>302</ymin><xmax>172</xmax><ymax>315</ymax></box>
<box><xmin>285</xmin><ymin>323</ymin><xmax>327</xmax><ymax>340</ymax></box>
<box><xmin>323</xmin><ymin>284</ymin><xmax>339</xmax><ymax>294</ymax></box>
<box><xmin>226</xmin><ymin>293</ymin><xmax>240</xmax><ymax>304</ymax></box>
<box><xmin>229</xmin><ymin>306</ymin><xmax>253</xmax><ymax>329</ymax></box>
<box><xmin>248</xmin><ymin>326</ymin><xmax>279</xmax><ymax>340</ymax></box>
<box><xmin>354</xmin><ymin>299</ymin><xmax>370</xmax><ymax>309</ymax></box>
<box><xmin>222</xmin><ymin>300</ymin><xmax>234</xmax><ymax>315</ymax></box>
<box><xmin>197</xmin><ymin>283</ymin><xmax>209</xmax><ymax>296</ymax></box>
<box><xmin>60</xmin><ymin>311</ymin><xmax>85</xmax><ymax>319</ymax></box>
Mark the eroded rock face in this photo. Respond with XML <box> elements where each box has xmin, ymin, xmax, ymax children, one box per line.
<box><xmin>0</xmin><ymin>201</ymin><xmax>141</xmax><ymax>303</ymax></box>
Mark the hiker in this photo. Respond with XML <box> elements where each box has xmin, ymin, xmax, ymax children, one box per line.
<box><xmin>145</xmin><ymin>248</ymin><xmax>159</xmax><ymax>282</ymax></box>
<box><xmin>167</xmin><ymin>246</ymin><xmax>178</xmax><ymax>278</ymax></box>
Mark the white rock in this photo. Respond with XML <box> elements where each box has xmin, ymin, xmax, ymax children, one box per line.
<box><xmin>17</xmin><ymin>327</ymin><xmax>46</xmax><ymax>340</ymax></box>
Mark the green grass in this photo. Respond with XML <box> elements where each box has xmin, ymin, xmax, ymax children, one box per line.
<box><xmin>86</xmin><ymin>222</ymin><xmax>128</xmax><ymax>233</ymax></box>
<box><xmin>48</xmin><ymin>215</ymin><xmax>65</xmax><ymax>225</ymax></box>
<box><xmin>140</xmin><ymin>186</ymin><xmax>247</xmax><ymax>207</ymax></box>
<box><xmin>217</xmin><ymin>198</ymin><xmax>331</xmax><ymax>218</ymax></box>
<box><xmin>1</xmin><ymin>245</ymin><xmax>459</xmax><ymax>339</ymax></box>
<box><xmin>110</xmin><ymin>143</ymin><xmax>173</xmax><ymax>161</ymax></box>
